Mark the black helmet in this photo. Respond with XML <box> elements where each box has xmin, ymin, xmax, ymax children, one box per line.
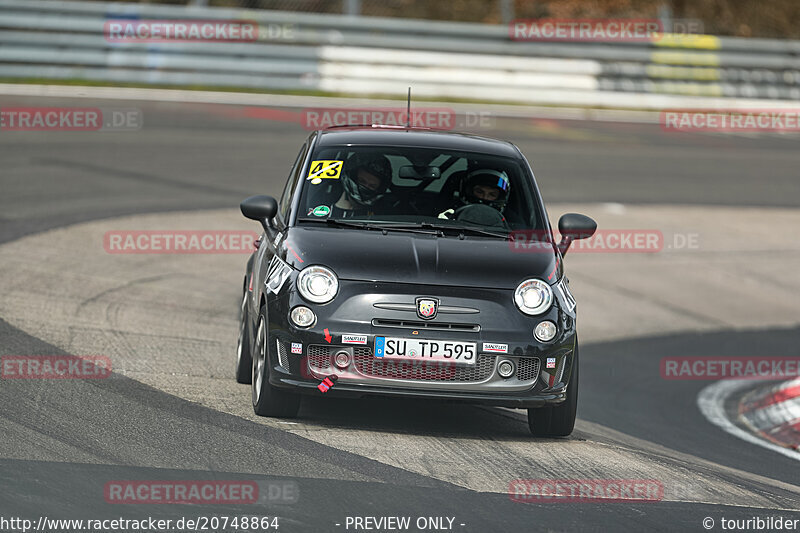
<box><xmin>461</xmin><ymin>169</ymin><xmax>511</xmax><ymax>211</ymax></box>
<box><xmin>342</xmin><ymin>153</ymin><xmax>392</xmax><ymax>207</ymax></box>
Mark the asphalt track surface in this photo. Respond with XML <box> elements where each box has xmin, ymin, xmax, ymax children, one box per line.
<box><xmin>1</xmin><ymin>95</ymin><xmax>799</xmax><ymax>532</ymax></box>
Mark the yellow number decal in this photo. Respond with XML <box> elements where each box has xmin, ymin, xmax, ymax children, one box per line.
<box><xmin>307</xmin><ymin>160</ymin><xmax>343</xmax><ymax>183</ymax></box>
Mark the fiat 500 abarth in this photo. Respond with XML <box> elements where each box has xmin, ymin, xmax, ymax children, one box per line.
<box><xmin>236</xmin><ymin>126</ymin><xmax>596</xmax><ymax>436</ymax></box>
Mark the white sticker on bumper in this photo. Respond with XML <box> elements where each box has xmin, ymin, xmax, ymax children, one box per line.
<box><xmin>483</xmin><ymin>343</ymin><xmax>508</xmax><ymax>353</ymax></box>
<box><xmin>342</xmin><ymin>334</ymin><xmax>367</xmax><ymax>345</ymax></box>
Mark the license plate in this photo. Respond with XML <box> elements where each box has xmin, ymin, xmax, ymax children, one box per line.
<box><xmin>374</xmin><ymin>337</ymin><xmax>477</xmax><ymax>365</ymax></box>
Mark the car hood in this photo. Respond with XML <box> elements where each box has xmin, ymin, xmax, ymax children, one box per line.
<box><xmin>281</xmin><ymin>226</ymin><xmax>561</xmax><ymax>289</ymax></box>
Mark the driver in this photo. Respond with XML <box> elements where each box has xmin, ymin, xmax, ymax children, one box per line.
<box><xmin>328</xmin><ymin>153</ymin><xmax>392</xmax><ymax>218</ymax></box>
<box><xmin>438</xmin><ymin>169</ymin><xmax>510</xmax><ymax>219</ymax></box>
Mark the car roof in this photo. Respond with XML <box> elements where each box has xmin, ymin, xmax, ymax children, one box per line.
<box><xmin>314</xmin><ymin>127</ymin><xmax>522</xmax><ymax>158</ymax></box>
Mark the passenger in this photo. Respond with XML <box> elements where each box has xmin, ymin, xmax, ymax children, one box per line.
<box><xmin>329</xmin><ymin>154</ymin><xmax>392</xmax><ymax>218</ymax></box>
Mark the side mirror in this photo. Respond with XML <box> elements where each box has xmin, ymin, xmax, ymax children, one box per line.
<box><xmin>241</xmin><ymin>195</ymin><xmax>278</xmax><ymax>231</ymax></box>
<box><xmin>557</xmin><ymin>213</ymin><xmax>597</xmax><ymax>256</ymax></box>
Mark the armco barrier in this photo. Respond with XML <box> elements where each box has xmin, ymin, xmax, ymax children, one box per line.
<box><xmin>1</xmin><ymin>0</ymin><xmax>799</xmax><ymax>108</ymax></box>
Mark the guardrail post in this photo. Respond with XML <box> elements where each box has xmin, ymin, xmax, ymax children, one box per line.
<box><xmin>658</xmin><ymin>3</ymin><xmax>673</xmax><ymax>32</ymax></box>
<box><xmin>500</xmin><ymin>0</ymin><xmax>514</xmax><ymax>25</ymax></box>
<box><xmin>344</xmin><ymin>0</ymin><xmax>361</xmax><ymax>16</ymax></box>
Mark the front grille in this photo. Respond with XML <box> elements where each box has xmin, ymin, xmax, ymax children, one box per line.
<box><xmin>308</xmin><ymin>344</ymin><xmax>331</xmax><ymax>360</ymax></box>
<box><xmin>373</xmin><ymin>302</ymin><xmax>479</xmax><ymax>315</ymax></box>
<box><xmin>371</xmin><ymin>319</ymin><xmax>480</xmax><ymax>332</ymax></box>
<box><xmin>354</xmin><ymin>352</ymin><xmax>495</xmax><ymax>382</ymax></box>
<box><xmin>555</xmin><ymin>354</ymin><xmax>566</xmax><ymax>383</ymax></box>
<box><xmin>307</xmin><ymin>345</ymin><xmax>495</xmax><ymax>382</ymax></box>
<box><xmin>276</xmin><ymin>339</ymin><xmax>289</xmax><ymax>370</ymax></box>
<box><xmin>307</xmin><ymin>345</ymin><xmax>373</xmax><ymax>372</ymax></box>
<box><xmin>516</xmin><ymin>357</ymin><xmax>541</xmax><ymax>381</ymax></box>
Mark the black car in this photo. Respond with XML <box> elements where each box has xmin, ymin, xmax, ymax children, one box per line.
<box><xmin>236</xmin><ymin>126</ymin><xmax>596</xmax><ymax>436</ymax></box>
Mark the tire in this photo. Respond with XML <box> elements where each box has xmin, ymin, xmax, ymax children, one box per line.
<box><xmin>528</xmin><ymin>342</ymin><xmax>579</xmax><ymax>437</ymax></box>
<box><xmin>235</xmin><ymin>282</ymin><xmax>253</xmax><ymax>384</ymax></box>
<box><xmin>251</xmin><ymin>305</ymin><xmax>301</xmax><ymax>418</ymax></box>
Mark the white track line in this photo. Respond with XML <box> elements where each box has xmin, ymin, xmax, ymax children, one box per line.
<box><xmin>698</xmin><ymin>380</ymin><xmax>800</xmax><ymax>462</ymax></box>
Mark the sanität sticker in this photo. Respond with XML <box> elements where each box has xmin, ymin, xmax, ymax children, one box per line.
<box><xmin>342</xmin><ymin>334</ymin><xmax>367</xmax><ymax>345</ymax></box>
<box><xmin>483</xmin><ymin>343</ymin><xmax>508</xmax><ymax>353</ymax></box>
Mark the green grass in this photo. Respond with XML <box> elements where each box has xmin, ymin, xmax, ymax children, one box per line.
<box><xmin>0</xmin><ymin>77</ymin><xmax>653</xmax><ymax>112</ymax></box>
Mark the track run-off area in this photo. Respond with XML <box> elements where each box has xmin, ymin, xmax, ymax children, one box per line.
<box><xmin>1</xmin><ymin>90</ymin><xmax>799</xmax><ymax>531</ymax></box>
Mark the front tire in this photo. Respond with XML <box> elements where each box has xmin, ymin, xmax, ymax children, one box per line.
<box><xmin>251</xmin><ymin>305</ymin><xmax>301</xmax><ymax>418</ymax></box>
<box><xmin>528</xmin><ymin>342</ymin><xmax>579</xmax><ymax>437</ymax></box>
<box><xmin>235</xmin><ymin>285</ymin><xmax>252</xmax><ymax>384</ymax></box>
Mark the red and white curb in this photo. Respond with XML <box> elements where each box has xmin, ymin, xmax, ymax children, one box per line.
<box><xmin>698</xmin><ymin>380</ymin><xmax>800</xmax><ymax>461</ymax></box>
<box><xmin>739</xmin><ymin>378</ymin><xmax>800</xmax><ymax>451</ymax></box>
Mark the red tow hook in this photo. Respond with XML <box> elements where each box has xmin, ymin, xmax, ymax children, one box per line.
<box><xmin>317</xmin><ymin>375</ymin><xmax>338</xmax><ymax>393</ymax></box>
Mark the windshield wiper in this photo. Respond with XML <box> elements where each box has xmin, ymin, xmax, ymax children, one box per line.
<box><xmin>448</xmin><ymin>225</ymin><xmax>510</xmax><ymax>239</ymax></box>
<box><xmin>298</xmin><ymin>218</ymin><xmax>371</xmax><ymax>230</ymax></box>
<box><xmin>386</xmin><ymin>223</ymin><xmax>510</xmax><ymax>239</ymax></box>
<box><xmin>297</xmin><ymin>218</ymin><xmax>441</xmax><ymax>236</ymax></box>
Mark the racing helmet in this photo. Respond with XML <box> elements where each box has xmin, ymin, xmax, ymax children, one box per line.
<box><xmin>342</xmin><ymin>153</ymin><xmax>392</xmax><ymax>207</ymax></box>
<box><xmin>461</xmin><ymin>169</ymin><xmax>511</xmax><ymax>211</ymax></box>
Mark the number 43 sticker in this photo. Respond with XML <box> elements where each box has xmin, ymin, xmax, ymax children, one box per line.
<box><xmin>307</xmin><ymin>160</ymin><xmax>343</xmax><ymax>184</ymax></box>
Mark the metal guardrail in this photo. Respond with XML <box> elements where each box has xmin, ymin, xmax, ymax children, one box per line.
<box><xmin>1</xmin><ymin>0</ymin><xmax>799</xmax><ymax>108</ymax></box>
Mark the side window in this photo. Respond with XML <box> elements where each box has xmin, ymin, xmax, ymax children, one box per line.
<box><xmin>278</xmin><ymin>143</ymin><xmax>308</xmax><ymax>224</ymax></box>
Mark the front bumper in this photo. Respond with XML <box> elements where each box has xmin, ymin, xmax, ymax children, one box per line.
<box><xmin>276</xmin><ymin>376</ymin><xmax>568</xmax><ymax>408</ymax></box>
<box><xmin>265</xmin><ymin>280</ymin><xmax>577</xmax><ymax>408</ymax></box>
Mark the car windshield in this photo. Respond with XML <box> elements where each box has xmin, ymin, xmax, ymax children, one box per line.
<box><xmin>296</xmin><ymin>145</ymin><xmax>545</xmax><ymax>233</ymax></box>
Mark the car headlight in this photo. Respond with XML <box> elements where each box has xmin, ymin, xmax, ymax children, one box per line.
<box><xmin>534</xmin><ymin>320</ymin><xmax>558</xmax><ymax>342</ymax></box>
<box><xmin>514</xmin><ymin>278</ymin><xmax>553</xmax><ymax>315</ymax></box>
<box><xmin>296</xmin><ymin>265</ymin><xmax>338</xmax><ymax>304</ymax></box>
<box><xmin>290</xmin><ymin>306</ymin><xmax>316</xmax><ymax>328</ymax></box>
